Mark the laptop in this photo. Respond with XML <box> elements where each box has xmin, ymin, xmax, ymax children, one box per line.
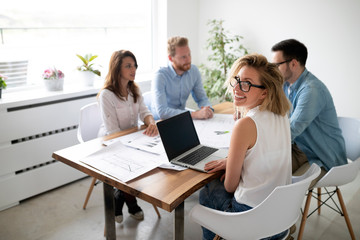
<box><xmin>156</xmin><ymin>111</ymin><xmax>228</xmax><ymax>172</ymax></box>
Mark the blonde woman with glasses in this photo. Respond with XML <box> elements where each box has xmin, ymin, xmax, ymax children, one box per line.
<box><xmin>199</xmin><ymin>54</ymin><xmax>292</xmax><ymax>240</ymax></box>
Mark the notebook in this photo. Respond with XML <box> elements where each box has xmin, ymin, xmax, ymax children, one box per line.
<box><xmin>156</xmin><ymin>111</ymin><xmax>228</xmax><ymax>172</ymax></box>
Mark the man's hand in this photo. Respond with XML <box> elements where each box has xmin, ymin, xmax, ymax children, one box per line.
<box><xmin>191</xmin><ymin>106</ymin><xmax>214</xmax><ymax>119</ymax></box>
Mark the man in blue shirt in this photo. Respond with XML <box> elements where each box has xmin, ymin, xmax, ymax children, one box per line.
<box><xmin>271</xmin><ymin>39</ymin><xmax>347</xmax><ymax>180</ymax></box>
<box><xmin>150</xmin><ymin>36</ymin><xmax>213</xmax><ymax>120</ymax></box>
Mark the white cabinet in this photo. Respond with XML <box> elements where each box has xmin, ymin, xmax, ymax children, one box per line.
<box><xmin>0</xmin><ymin>87</ymin><xmax>99</xmax><ymax>211</ymax></box>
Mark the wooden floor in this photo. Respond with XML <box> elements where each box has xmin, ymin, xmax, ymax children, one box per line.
<box><xmin>1</xmin><ymin>172</ymin><xmax>359</xmax><ymax>240</ymax></box>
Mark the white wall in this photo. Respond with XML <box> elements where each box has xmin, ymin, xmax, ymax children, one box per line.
<box><xmin>167</xmin><ymin>0</ymin><xmax>360</xmax><ymax>118</ymax></box>
<box><xmin>166</xmin><ymin>0</ymin><xmax>200</xmax><ymax>64</ymax></box>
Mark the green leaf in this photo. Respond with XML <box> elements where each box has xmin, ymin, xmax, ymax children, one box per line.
<box><xmin>200</xmin><ymin>19</ymin><xmax>248</xmax><ymax>102</ymax></box>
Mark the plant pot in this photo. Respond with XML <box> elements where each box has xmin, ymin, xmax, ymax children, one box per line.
<box><xmin>44</xmin><ymin>78</ymin><xmax>64</xmax><ymax>91</ymax></box>
<box><xmin>79</xmin><ymin>71</ymin><xmax>96</xmax><ymax>86</ymax></box>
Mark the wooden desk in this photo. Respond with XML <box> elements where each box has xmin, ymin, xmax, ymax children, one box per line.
<box><xmin>52</xmin><ymin>102</ymin><xmax>234</xmax><ymax>240</ymax></box>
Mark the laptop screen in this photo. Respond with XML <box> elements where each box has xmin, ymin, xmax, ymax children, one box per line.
<box><xmin>157</xmin><ymin>111</ymin><xmax>200</xmax><ymax>160</ymax></box>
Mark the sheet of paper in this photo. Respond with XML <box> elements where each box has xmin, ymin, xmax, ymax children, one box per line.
<box><xmin>122</xmin><ymin>130</ymin><xmax>166</xmax><ymax>155</ymax></box>
<box><xmin>102</xmin><ymin>130</ymin><xmax>165</xmax><ymax>154</ymax></box>
<box><xmin>80</xmin><ymin>141</ymin><xmax>168</xmax><ymax>182</ymax></box>
<box><xmin>193</xmin><ymin>114</ymin><xmax>234</xmax><ymax>148</ymax></box>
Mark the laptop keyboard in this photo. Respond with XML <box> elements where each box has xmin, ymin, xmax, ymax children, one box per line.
<box><xmin>178</xmin><ymin>146</ymin><xmax>217</xmax><ymax>165</ymax></box>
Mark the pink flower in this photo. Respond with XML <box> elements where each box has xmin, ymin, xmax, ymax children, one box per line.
<box><xmin>0</xmin><ymin>73</ymin><xmax>8</xmax><ymax>80</ymax></box>
<box><xmin>42</xmin><ymin>67</ymin><xmax>65</xmax><ymax>80</ymax></box>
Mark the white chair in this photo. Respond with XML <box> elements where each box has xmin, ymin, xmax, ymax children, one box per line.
<box><xmin>189</xmin><ymin>164</ymin><xmax>321</xmax><ymax>240</ymax></box>
<box><xmin>142</xmin><ymin>91</ymin><xmax>152</xmax><ymax>111</ymax></box>
<box><xmin>297</xmin><ymin>117</ymin><xmax>360</xmax><ymax>240</ymax></box>
<box><xmin>338</xmin><ymin>117</ymin><xmax>360</xmax><ymax>167</ymax></box>
<box><xmin>77</xmin><ymin>102</ymin><xmax>103</xmax><ymax>209</ymax></box>
<box><xmin>77</xmin><ymin>102</ymin><xmax>161</xmax><ymax>218</ymax></box>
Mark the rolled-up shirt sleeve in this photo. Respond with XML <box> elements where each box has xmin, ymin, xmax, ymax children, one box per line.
<box><xmin>191</xmin><ymin>66</ymin><xmax>212</xmax><ymax>108</ymax></box>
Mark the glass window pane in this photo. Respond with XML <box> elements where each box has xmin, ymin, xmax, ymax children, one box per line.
<box><xmin>0</xmin><ymin>0</ymin><xmax>152</xmax><ymax>88</ymax></box>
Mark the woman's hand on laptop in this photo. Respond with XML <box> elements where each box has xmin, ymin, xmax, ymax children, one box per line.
<box><xmin>205</xmin><ymin>158</ymin><xmax>227</xmax><ymax>181</ymax></box>
<box><xmin>204</xmin><ymin>158</ymin><xmax>227</xmax><ymax>173</ymax></box>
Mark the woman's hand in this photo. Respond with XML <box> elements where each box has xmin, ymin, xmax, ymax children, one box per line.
<box><xmin>143</xmin><ymin>123</ymin><xmax>158</xmax><ymax>137</ymax></box>
<box><xmin>204</xmin><ymin>158</ymin><xmax>227</xmax><ymax>173</ymax></box>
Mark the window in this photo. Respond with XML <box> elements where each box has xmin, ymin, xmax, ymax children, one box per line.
<box><xmin>0</xmin><ymin>0</ymin><xmax>153</xmax><ymax>89</ymax></box>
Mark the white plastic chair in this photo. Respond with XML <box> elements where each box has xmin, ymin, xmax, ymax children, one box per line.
<box><xmin>77</xmin><ymin>102</ymin><xmax>103</xmax><ymax>209</ymax></box>
<box><xmin>77</xmin><ymin>102</ymin><xmax>161</xmax><ymax>218</ymax></box>
<box><xmin>338</xmin><ymin>117</ymin><xmax>360</xmax><ymax>167</ymax></box>
<box><xmin>297</xmin><ymin>117</ymin><xmax>360</xmax><ymax>240</ymax></box>
<box><xmin>142</xmin><ymin>91</ymin><xmax>152</xmax><ymax>111</ymax></box>
<box><xmin>189</xmin><ymin>164</ymin><xmax>321</xmax><ymax>240</ymax></box>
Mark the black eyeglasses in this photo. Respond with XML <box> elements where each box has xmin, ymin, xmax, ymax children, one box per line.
<box><xmin>230</xmin><ymin>76</ymin><xmax>265</xmax><ymax>92</ymax></box>
<box><xmin>273</xmin><ymin>59</ymin><xmax>292</xmax><ymax>67</ymax></box>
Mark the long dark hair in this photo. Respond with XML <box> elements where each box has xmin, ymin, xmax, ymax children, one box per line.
<box><xmin>98</xmin><ymin>50</ymin><xmax>140</xmax><ymax>102</ymax></box>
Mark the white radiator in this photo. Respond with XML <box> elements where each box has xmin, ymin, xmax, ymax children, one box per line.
<box><xmin>0</xmin><ymin>89</ymin><xmax>98</xmax><ymax>211</ymax></box>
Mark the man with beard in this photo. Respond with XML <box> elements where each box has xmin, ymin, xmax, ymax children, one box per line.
<box><xmin>151</xmin><ymin>36</ymin><xmax>213</xmax><ymax>120</ymax></box>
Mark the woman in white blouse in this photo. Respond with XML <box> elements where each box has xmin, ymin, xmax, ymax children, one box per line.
<box><xmin>98</xmin><ymin>50</ymin><xmax>158</xmax><ymax>224</ymax></box>
<box><xmin>199</xmin><ymin>54</ymin><xmax>292</xmax><ymax>240</ymax></box>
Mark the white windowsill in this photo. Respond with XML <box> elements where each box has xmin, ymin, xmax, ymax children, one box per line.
<box><xmin>0</xmin><ymin>72</ymin><xmax>153</xmax><ymax>110</ymax></box>
<box><xmin>0</xmin><ymin>81</ymin><xmax>102</xmax><ymax>110</ymax></box>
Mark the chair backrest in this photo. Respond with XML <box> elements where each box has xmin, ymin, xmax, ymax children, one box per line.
<box><xmin>142</xmin><ymin>91</ymin><xmax>152</xmax><ymax>110</ymax></box>
<box><xmin>313</xmin><ymin>117</ymin><xmax>360</xmax><ymax>188</ymax></box>
<box><xmin>189</xmin><ymin>164</ymin><xmax>321</xmax><ymax>240</ymax></box>
<box><xmin>314</xmin><ymin>159</ymin><xmax>359</xmax><ymax>188</ymax></box>
<box><xmin>338</xmin><ymin>117</ymin><xmax>360</xmax><ymax>161</ymax></box>
<box><xmin>77</xmin><ymin>102</ymin><xmax>102</xmax><ymax>143</ymax></box>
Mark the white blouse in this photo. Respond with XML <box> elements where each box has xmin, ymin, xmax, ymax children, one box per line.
<box><xmin>98</xmin><ymin>89</ymin><xmax>152</xmax><ymax>136</ymax></box>
<box><xmin>234</xmin><ymin>106</ymin><xmax>292</xmax><ymax>207</ymax></box>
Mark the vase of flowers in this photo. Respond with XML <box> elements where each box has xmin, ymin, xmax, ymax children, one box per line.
<box><xmin>42</xmin><ymin>67</ymin><xmax>65</xmax><ymax>91</ymax></box>
<box><xmin>0</xmin><ymin>73</ymin><xmax>7</xmax><ymax>99</ymax></box>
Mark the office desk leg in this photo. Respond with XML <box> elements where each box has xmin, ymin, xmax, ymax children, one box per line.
<box><xmin>103</xmin><ymin>183</ymin><xmax>116</xmax><ymax>240</ymax></box>
<box><xmin>174</xmin><ymin>201</ymin><xmax>184</xmax><ymax>240</ymax></box>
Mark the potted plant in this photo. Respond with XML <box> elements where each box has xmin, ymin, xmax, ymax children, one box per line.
<box><xmin>200</xmin><ymin>19</ymin><xmax>248</xmax><ymax>102</ymax></box>
<box><xmin>0</xmin><ymin>73</ymin><xmax>7</xmax><ymax>99</ymax></box>
<box><xmin>42</xmin><ymin>67</ymin><xmax>65</xmax><ymax>91</ymax></box>
<box><xmin>76</xmin><ymin>54</ymin><xmax>101</xmax><ymax>86</ymax></box>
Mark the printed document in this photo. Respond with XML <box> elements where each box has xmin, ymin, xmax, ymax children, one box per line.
<box><xmin>193</xmin><ymin>113</ymin><xmax>234</xmax><ymax>148</ymax></box>
<box><xmin>80</xmin><ymin>141</ymin><xmax>168</xmax><ymax>182</ymax></box>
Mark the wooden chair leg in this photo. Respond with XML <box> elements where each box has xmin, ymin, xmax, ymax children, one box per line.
<box><xmin>317</xmin><ymin>187</ymin><xmax>321</xmax><ymax>215</ymax></box>
<box><xmin>336</xmin><ymin>188</ymin><xmax>356</xmax><ymax>240</ymax></box>
<box><xmin>298</xmin><ymin>190</ymin><xmax>312</xmax><ymax>240</ymax></box>
<box><xmin>213</xmin><ymin>234</ymin><xmax>221</xmax><ymax>240</ymax></box>
<box><xmin>83</xmin><ymin>177</ymin><xmax>97</xmax><ymax>210</ymax></box>
<box><xmin>152</xmin><ymin>204</ymin><xmax>161</xmax><ymax>218</ymax></box>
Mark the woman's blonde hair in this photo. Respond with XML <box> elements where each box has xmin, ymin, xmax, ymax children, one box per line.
<box><xmin>97</xmin><ymin>50</ymin><xmax>140</xmax><ymax>102</ymax></box>
<box><xmin>226</xmin><ymin>54</ymin><xmax>291</xmax><ymax>116</ymax></box>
